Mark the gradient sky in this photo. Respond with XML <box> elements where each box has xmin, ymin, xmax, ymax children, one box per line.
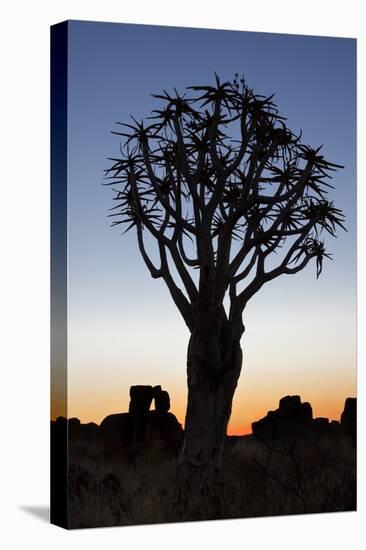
<box><xmin>62</xmin><ymin>20</ymin><xmax>356</xmax><ymax>434</ymax></box>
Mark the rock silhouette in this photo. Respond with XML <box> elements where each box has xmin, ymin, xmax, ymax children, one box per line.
<box><xmin>129</xmin><ymin>385</ymin><xmax>154</xmax><ymax>414</ymax></box>
<box><xmin>279</xmin><ymin>395</ymin><xmax>313</xmax><ymax>420</ymax></box>
<box><xmin>53</xmin><ymin>393</ymin><xmax>356</xmax><ymax>454</ymax></box>
<box><xmin>252</xmin><ymin>395</ymin><xmax>313</xmax><ymax>441</ymax></box>
<box><xmin>252</xmin><ymin>395</ymin><xmax>356</xmax><ymax>446</ymax></box>
<box><xmin>153</xmin><ymin>385</ymin><xmax>170</xmax><ymax>413</ymax></box>
<box><xmin>101</xmin><ymin>385</ymin><xmax>182</xmax><ymax>455</ymax></box>
<box><xmin>57</xmin><ymin>385</ymin><xmax>183</xmax><ymax>461</ymax></box>
<box><xmin>52</xmin><ymin>391</ymin><xmax>356</xmax><ymax>527</ymax></box>
<box><xmin>100</xmin><ymin>413</ymin><xmax>132</xmax><ymax>443</ymax></box>
<box><xmin>341</xmin><ymin>397</ymin><xmax>356</xmax><ymax>444</ymax></box>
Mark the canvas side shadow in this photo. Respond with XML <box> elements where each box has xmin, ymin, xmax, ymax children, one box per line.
<box><xmin>20</xmin><ymin>506</ymin><xmax>50</xmax><ymax>523</ymax></box>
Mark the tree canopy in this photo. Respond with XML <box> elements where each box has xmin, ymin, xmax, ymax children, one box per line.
<box><xmin>104</xmin><ymin>74</ymin><xmax>345</xmax><ymax>332</ymax></box>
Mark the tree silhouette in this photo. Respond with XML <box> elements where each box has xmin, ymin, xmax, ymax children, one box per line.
<box><xmin>104</xmin><ymin>74</ymin><xmax>345</xmax><ymax>518</ymax></box>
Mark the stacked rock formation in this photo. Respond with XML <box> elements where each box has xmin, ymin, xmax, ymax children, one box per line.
<box><xmin>252</xmin><ymin>395</ymin><xmax>313</xmax><ymax>442</ymax></box>
<box><xmin>252</xmin><ymin>395</ymin><xmax>356</xmax><ymax>446</ymax></box>
<box><xmin>128</xmin><ymin>385</ymin><xmax>171</xmax><ymax>414</ymax></box>
<box><xmin>52</xmin><ymin>385</ymin><xmax>183</xmax><ymax>460</ymax></box>
<box><xmin>100</xmin><ymin>385</ymin><xmax>183</xmax><ymax>455</ymax></box>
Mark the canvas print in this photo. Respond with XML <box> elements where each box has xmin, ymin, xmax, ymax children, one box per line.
<box><xmin>51</xmin><ymin>20</ymin><xmax>357</xmax><ymax>529</ymax></box>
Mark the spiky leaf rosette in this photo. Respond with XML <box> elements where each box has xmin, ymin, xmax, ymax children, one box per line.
<box><xmin>104</xmin><ymin>75</ymin><xmax>345</xmax><ymax>330</ymax></box>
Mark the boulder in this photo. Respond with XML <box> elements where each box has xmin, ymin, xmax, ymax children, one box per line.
<box><xmin>279</xmin><ymin>395</ymin><xmax>301</xmax><ymax>412</ymax></box>
<box><xmin>313</xmin><ymin>417</ymin><xmax>330</xmax><ymax>435</ymax></box>
<box><xmin>301</xmin><ymin>402</ymin><xmax>313</xmax><ymax>420</ymax></box>
<box><xmin>341</xmin><ymin>397</ymin><xmax>356</xmax><ymax>444</ymax></box>
<box><xmin>129</xmin><ymin>385</ymin><xmax>154</xmax><ymax>414</ymax></box>
<box><xmin>100</xmin><ymin>412</ymin><xmax>134</xmax><ymax>444</ymax></box>
<box><xmin>66</xmin><ymin>384</ymin><xmax>183</xmax><ymax>460</ymax></box>
<box><xmin>68</xmin><ymin>417</ymin><xmax>81</xmax><ymax>428</ymax></box>
<box><xmin>153</xmin><ymin>386</ymin><xmax>170</xmax><ymax>413</ymax></box>
<box><xmin>252</xmin><ymin>396</ymin><xmax>314</xmax><ymax>442</ymax></box>
<box><xmin>100</xmin><ymin>408</ymin><xmax>183</xmax><ymax>455</ymax></box>
<box><xmin>278</xmin><ymin>395</ymin><xmax>313</xmax><ymax>421</ymax></box>
<box><xmin>329</xmin><ymin>420</ymin><xmax>341</xmax><ymax>435</ymax></box>
<box><xmin>144</xmin><ymin>411</ymin><xmax>183</xmax><ymax>449</ymax></box>
<box><xmin>251</xmin><ymin>395</ymin><xmax>358</xmax><ymax>448</ymax></box>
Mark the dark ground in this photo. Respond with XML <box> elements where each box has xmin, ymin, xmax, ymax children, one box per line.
<box><xmin>52</xmin><ymin>394</ymin><xmax>356</xmax><ymax>528</ymax></box>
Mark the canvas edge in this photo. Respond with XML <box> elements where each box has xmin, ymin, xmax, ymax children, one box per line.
<box><xmin>50</xmin><ymin>20</ymin><xmax>69</xmax><ymax>530</ymax></box>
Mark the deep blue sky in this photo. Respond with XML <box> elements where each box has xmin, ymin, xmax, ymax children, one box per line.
<box><xmin>65</xmin><ymin>21</ymin><xmax>356</xmax><ymax>429</ymax></box>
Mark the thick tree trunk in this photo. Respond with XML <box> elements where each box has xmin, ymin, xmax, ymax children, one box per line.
<box><xmin>174</xmin><ymin>316</ymin><xmax>243</xmax><ymax>520</ymax></box>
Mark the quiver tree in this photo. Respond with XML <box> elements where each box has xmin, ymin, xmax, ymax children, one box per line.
<box><xmin>104</xmin><ymin>74</ymin><xmax>345</xmax><ymax>519</ymax></box>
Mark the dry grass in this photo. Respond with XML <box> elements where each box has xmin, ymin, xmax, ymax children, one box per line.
<box><xmin>67</xmin><ymin>434</ymin><xmax>356</xmax><ymax>528</ymax></box>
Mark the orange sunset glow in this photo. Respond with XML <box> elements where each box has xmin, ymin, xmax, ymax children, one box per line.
<box><xmin>60</xmin><ymin>369</ymin><xmax>356</xmax><ymax>436</ymax></box>
<box><xmin>50</xmin><ymin>21</ymin><xmax>357</xmax><ymax>530</ymax></box>
<box><xmin>51</xmin><ymin>22</ymin><xmax>356</xmax><ymax>440</ymax></box>
<box><xmin>55</xmin><ymin>263</ymin><xmax>356</xmax><ymax>434</ymax></box>
<box><xmin>57</xmin><ymin>281</ymin><xmax>356</xmax><ymax>434</ymax></box>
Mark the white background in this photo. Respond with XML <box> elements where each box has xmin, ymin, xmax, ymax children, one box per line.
<box><xmin>0</xmin><ymin>1</ymin><xmax>364</xmax><ymax>548</ymax></box>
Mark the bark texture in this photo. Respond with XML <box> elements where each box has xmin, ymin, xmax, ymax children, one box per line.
<box><xmin>175</xmin><ymin>308</ymin><xmax>243</xmax><ymax>520</ymax></box>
